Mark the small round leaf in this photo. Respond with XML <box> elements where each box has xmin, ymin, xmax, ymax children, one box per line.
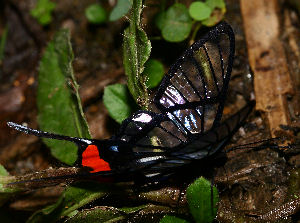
<box><xmin>30</xmin><ymin>0</ymin><xmax>56</xmax><ymax>26</ymax></box>
<box><xmin>85</xmin><ymin>4</ymin><xmax>107</xmax><ymax>24</ymax></box>
<box><xmin>154</xmin><ymin>11</ymin><xmax>167</xmax><ymax>31</ymax></box>
<box><xmin>202</xmin><ymin>0</ymin><xmax>226</xmax><ymax>27</ymax></box>
<box><xmin>143</xmin><ymin>59</ymin><xmax>164</xmax><ymax>89</ymax></box>
<box><xmin>103</xmin><ymin>84</ymin><xmax>137</xmax><ymax>124</ymax></box>
<box><xmin>109</xmin><ymin>0</ymin><xmax>132</xmax><ymax>21</ymax></box>
<box><xmin>205</xmin><ymin>0</ymin><xmax>226</xmax><ymax>10</ymax></box>
<box><xmin>162</xmin><ymin>3</ymin><xmax>192</xmax><ymax>42</ymax></box>
<box><xmin>189</xmin><ymin>2</ymin><xmax>212</xmax><ymax>21</ymax></box>
<box><xmin>202</xmin><ymin>14</ymin><xmax>220</xmax><ymax>27</ymax></box>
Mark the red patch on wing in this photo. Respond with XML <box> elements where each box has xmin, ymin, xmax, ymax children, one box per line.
<box><xmin>81</xmin><ymin>145</ymin><xmax>111</xmax><ymax>173</ymax></box>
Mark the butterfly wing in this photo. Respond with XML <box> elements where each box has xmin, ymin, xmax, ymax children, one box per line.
<box><xmin>111</xmin><ymin>111</ymin><xmax>191</xmax><ymax>179</ymax></box>
<box><xmin>152</xmin><ymin>22</ymin><xmax>235</xmax><ymax>136</ymax></box>
<box><xmin>109</xmin><ymin>22</ymin><xmax>245</xmax><ymax>180</ymax></box>
<box><xmin>116</xmin><ymin>22</ymin><xmax>235</xmax><ymax>148</ymax></box>
<box><xmin>114</xmin><ymin>111</ymin><xmax>187</xmax><ymax>150</ymax></box>
<box><xmin>112</xmin><ymin>102</ymin><xmax>253</xmax><ymax>180</ymax></box>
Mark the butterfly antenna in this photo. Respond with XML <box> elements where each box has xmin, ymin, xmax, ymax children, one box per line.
<box><xmin>225</xmin><ymin>137</ymin><xmax>285</xmax><ymax>153</ymax></box>
<box><xmin>7</xmin><ymin>122</ymin><xmax>92</xmax><ymax>145</ymax></box>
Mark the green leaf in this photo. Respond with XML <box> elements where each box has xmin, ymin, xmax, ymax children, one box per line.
<box><xmin>109</xmin><ymin>0</ymin><xmax>132</xmax><ymax>21</ymax></box>
<box><xmin>27</xmin><ymin>182</ymin><xmax>109</xmax><ymax>223</ymax></box>
<box><xmin>201</xmin><ymin>0</ymin><xmax>226</xmax><ymax>27</ymax></box>
<box><xmin>0</xmin><ymin>166</ymin><xmax>18</xmax><ymax>193</ymax></box>
<box><xmin>154</xmin><ymin>11</ymin><xmax>167</xmax><ymax>31</ymax></box>
<box><xmin>103</xmin><ymin>84</ymin><xmax>137</xmax><ymax>124</ymax></box>
<box><xmin>189</xmin><ymin>2</ymin><xmax>212</xmax><ymax>21</ymax></box>
<box><xmin>0</xmin><ymin>165</ymin><xmax>8</xmax><ymax>177</ymax></box>
<box><xmin>0</xmin><ymin>165</ymin><xmax>21</xmax><ymax>207</ymax></box>
<box><xmin>0</xmin><ymin>27</ymin><xmax>8</xmax><ymax>62</ymax></box>
<box><xmin>186</xmin><ymin>177</ymin><xmax>219</xmax><ymax>223</ymax></box>
<box><xmin>201</xmin><ymin>14</ymin><xmax>220</xmax><ymax>27</ymax></box>
<box><xmin>160</xmin><ymin>215</ymin><xmax>190</xmax><ymax>223</ymax></box>
<box><xmin>123</xmin><ymin>0</ymin><xmax>151</xmax><ymax>108</ymax></box>
<box><xmin>162</xmin><ymin>3</ymin><xmax>193</xmax><ymax>42</ymax></box>
<box><xmin>85</xmin><ymin>4</ymin><xmax>107</xmax><ymax>24</ymax></box>
<box><xmin>205</xmin><ymin>0</ymin><xmax>226</xmax><ymax>10</ymax></box>
<box><xmin>37</xmin><ymin>29</ymin><xmax>91</xmax><ymax>165</ymax></box>
<box><xmin>30</xmin><ymin>0</ymin><xmax>56</xmax><ymax>26</ymax></box>
<box><xmin>143</xmin><ymin>59</ymin><xmax>164</xmax><ymax>89</ymax></box>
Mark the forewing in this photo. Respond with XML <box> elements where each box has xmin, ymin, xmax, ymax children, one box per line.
<box><xmin>114</xmin><ymin>111</ymin><xmax>188</xmax><ymax>151</ymax></box>
<box><xmin>111</xmin><ymin>23</ymin><xmax>237</xmax><ymax>179</ymax></box>
<box><xmin>152</xmin><ymin>22</ymin><xmax>235</xmax><ymax>136</ymax></box>
<box><xmin>112</xmin><ymin>110</ymin><xmax>192</xmax><ymax>179</ymax></box>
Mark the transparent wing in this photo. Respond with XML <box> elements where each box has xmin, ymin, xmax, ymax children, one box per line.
<box><xmin>112</xmin><ymin>102</ymin><xmax>254</xmax><ymax>180</ymax></box>
<box><xmin>152</xmin><ymin>22</ymin><xmax>235</xmax><ymax>136</ymax></box>
<box><xmin>111</xmin><ymin>23</ymin><xmax>241</xmax><ymax>180</ymax></box>
<box><xmin>112</xmin><ymin>110</ymin><xmax>191</xmax><ymax>177</ymax></box>
<box><xmin>116</xmin><ymin>22</ymin><xmax>235</xmax><ymax>149</ymax></box>
<box><xmin>114</xmin><ymin>111</ymin><xmax>188</xmax><ymax>150</ymax></box>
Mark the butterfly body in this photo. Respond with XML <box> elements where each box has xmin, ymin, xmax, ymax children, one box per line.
<box><xmin>8</xmin><ymin>22</ymin><xmax>254</xmax><ymax>184</ymax></box>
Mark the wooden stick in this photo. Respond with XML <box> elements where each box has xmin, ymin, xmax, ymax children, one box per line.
<box><xmin>240</xmin><ymin>0</ymin><xmax>294</xmax><ymax>137</ymax></box>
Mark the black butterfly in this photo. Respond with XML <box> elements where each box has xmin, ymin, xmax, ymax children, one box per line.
<box><xmin>7</xmin><ymin>22</ymin><xmax>254</xmax><ymax>184</ymax></box>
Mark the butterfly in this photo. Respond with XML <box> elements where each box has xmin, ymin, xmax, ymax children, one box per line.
<box><xmin>7</xmin><ymin>22</ymin><xmax>254</xmax><ymax>185</ymax></box>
